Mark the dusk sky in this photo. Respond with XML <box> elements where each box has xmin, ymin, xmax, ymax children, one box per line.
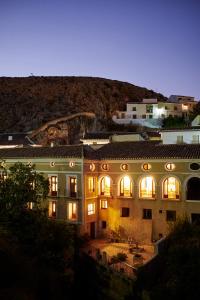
<box><xmin>0</xmin><ymin>0</ymin><xmax>199</xmax><ymax>99</ymax></box>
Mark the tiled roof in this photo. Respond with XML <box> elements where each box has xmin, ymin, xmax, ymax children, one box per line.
<box><xmin>146</xmin><ymin>131</ymin><xmax>161</xmax><ymax>137</ymax></box>
<box><xmin>0</xmin><ymin>133</ymin><xmax>34</xmax><ymax>146</ymax></box>
<box><xmin>0</xmin><ymin>145</ymin><xmax>86</xmax><ymax>158</ymax></box>
<box><xmin>82</xmin><ymin>132</ymin><xmax>139</xmax><ymax>140</ymax></box>
<box><xmin>0</xmin><ymin>142</ymin><xmax>200</xmax><ymax>160</ymax></box>
<box><xmin>161</xmin><ymin>127</ymin><xmax>200</xmax><ymax>132</ymax></box>
<box><xmin>96</xmin><ymin>141</ymin><xmax>200</xmax><ymax>160</ymax></box>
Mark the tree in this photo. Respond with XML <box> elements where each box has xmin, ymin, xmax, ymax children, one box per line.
<box><xmin>162</xmin><ymin>115</ymin><xmax>187</xmax><ymax>128</ymax></box>
<box><xmin>0</xmin><ymin>162</ymin><xmax>49</xmax><ymax>214</ymax></box>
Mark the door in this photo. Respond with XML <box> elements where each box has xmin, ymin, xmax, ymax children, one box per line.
<box><xmin>90</xmin><ymin>222</ymin><xmax>96</xmax><ymax>239</ymax></box>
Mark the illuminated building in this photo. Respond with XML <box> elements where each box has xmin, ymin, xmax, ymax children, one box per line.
<box><xmin>1</xmin><ymin>140</ymin><xmax>200</xmax><ymax>242</ymax></box>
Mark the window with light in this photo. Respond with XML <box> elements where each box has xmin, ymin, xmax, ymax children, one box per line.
<box><xmin>88</xmin><ymin>177</ymin><xmax>95</xmax><ymax>193</ymax></box>
<box><xmin>163</xmin><ymin>177</ymin><xmax>179</xmax><ymax>199</ymax></box>
<box><xmin>165</xmin><ymin>163</ymin><xmax>176</xmax><ymax>171</ymax></box>
<box><xmin>68</xmin><ymin>202</ymin><xmax>77</xmax><ymax>220</ymax></box>
<box><xmin>101</xmin><ymin>199</ymin><xmax>108</xmax><ymax>209</ymax></box>
<box><xmin>100</xmin><ymin>176</ymin><xmax>111</xmax><ymax>196</ymax></box>
<box><xmin>88</xmin><ymin>203</ymin><xmax>95</xmax><ymax>215</ymax></box>
<box><xmin>140</xmin><ymin>176</ymin><xmax>155</xmax><ymax>198</ymax></box>
<box><xmin>49</xmin><ymin>175</ymin><xmax>58</xmax><ymax>196</ymax></box>
<box><xmin>49</xmin><ymin>200</ymin><xmax>56</xmax><ymax>217</ymax></box>
<box><xmin>120</xmin><ymin>176</ymin><xmax>132</xmax><ymax>197</ymax></box>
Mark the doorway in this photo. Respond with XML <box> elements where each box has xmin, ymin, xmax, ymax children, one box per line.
<box><xmin>90</xmin><ymin>222</ymin><xmax>96</xmax><ymax>239</ymax></box>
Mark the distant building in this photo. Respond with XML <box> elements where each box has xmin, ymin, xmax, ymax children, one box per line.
<box><xmin>112</xmin><ymin>97</ymin><xmax>197</xmax><ymax>128</ymax></box>
<box><xmin>0</xmin><ymin>133</ymin><xmax>39</xmax><ymax>149</ymax></box>
<box><xmin>80</xmin><ymin>132</ymin><xmax>144</xmax><ymax>146</ymax></box>
<box><xmin>160</xmin><ymin>128</ymin><xmax>200</xmax><ymax>144</ymax></box>
<box><xmin>168</xmin><ymin>95</ymin><xmax>195</xmax><ymax>103</ymax></box>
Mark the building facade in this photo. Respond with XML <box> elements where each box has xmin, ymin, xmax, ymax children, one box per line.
<box><xmin>113</xmin><ymin>97</ymin><xmax>197</xmax><ymax>128</ymax></box>
<box><xmin>1</xmin><ymin>141</ymin><xmax>200</xmax><ymax>243</ymax></box>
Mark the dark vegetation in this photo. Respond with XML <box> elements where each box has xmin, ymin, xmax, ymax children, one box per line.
<box><xmin>133</xmin><ymin>218</ymin><xmax>200</xmax><ymax>300</ymax></box>
<box><xmin>0</xmin><ymin>76</ymin><xmax>166</xmax><ymax>132</ymax></box>
<box><xmin>1</xmin><ymin>164</ymin><xmax>200</xmax><ymax>299</ymax></box>
<box><xmin>162</xmin><ymin>115</ymin><xmax>188</xmax><ymax>128</ymax></box>
<box><xmin>0</xmin><ymin>163</ymin><xmax>133</xmax><ymax>300</ymax></box>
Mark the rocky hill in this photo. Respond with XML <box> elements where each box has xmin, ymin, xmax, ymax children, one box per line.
<box><xmin>0</xmin><ymin>76</ymin><xmax>167</xmax><ymax>132</ymax></box>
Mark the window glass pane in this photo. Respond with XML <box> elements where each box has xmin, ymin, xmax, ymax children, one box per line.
<box><xmin>68</xmin><ymin>202</ymin><xmax>77</xmax><ymax>220</ymax></box>
<box><xmin>140</xmin><ymin>176</ymin><xmax>155</xmax><ymax>198</ymax></box>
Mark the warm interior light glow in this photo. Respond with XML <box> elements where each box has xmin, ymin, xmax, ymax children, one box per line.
<box><xmin>101</xmin><ymin>176</ymin><xmax>111</xmax><ymax>196</ymax></box>
<box><xmin>182</xmin><ymin>104</ymin><xmax>188</xmax><ymax>111</ymax></box>
<box><xmin>163</xmin><ymin>177</ymin><xmax>179</xmax><ymax>199</ymax></box>
<box><xmin>68</xmin><ymin>202</ymin><xmax>77</xmax><ymax>220</ymax></box>
<box><xmin>101</xmin><ymin>199</ymin><xmax>108</xmax><ymax>209</ymax></box>
<box><xmin>49</xmin><ymin>176</ymin><xmax>58</xmax><ymax>196</ymax></box>
<box><xmin>88</xmin><ymin>177</ymin><xmax>95</xmax><ymax>192</ymax></box>
<box><xmin>120</xmin><ymin>176</ymin><xmax>132</xmax><ymax>196</ymax></box>
<box><xmin>52</xmin><ymin>201</ymin><xmax>56</xmax><ymax>213</ymax></box>
<box><xmin>88</xmin><ymin>203</ymin><xmax>95</xmax><ymax>215</ymax></box>
<box><xmin>166</xmin><ymin>163</ymin><xmax>175</xmax><ymax>171</ymax></box>
<box><xmin>140</xmin><ymin>176</ymin><xmax>155</xmax><ymax>198</ymax></box>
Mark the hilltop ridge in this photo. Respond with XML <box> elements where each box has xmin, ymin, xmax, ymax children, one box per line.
<box><xmin>0</xmin><ymin>76</ymin><xmax>167</xmax><ymax>132</ymax></box>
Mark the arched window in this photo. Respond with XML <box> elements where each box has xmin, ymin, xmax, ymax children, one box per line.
<box><xmin>100</xmin><ymin>176</ymin><xmax>111</xmax><ymax>196</ymax></box>
<box><xmin>163</xmin><ymin>177</ymin><xmax>179</xmax><ymax>199</ymax></box>
<box><xmin>120</xmin><ymin>176</ymin><xmax>132</xmax><ymax>197</ymax></box>
<box><xmin>140</xmin><ymin>176</ymin><xmax>155</xmax><ymax>198</ymax></box>
<box><xmin>187</xmin><ymin>177</ymin><xmax>200</xmax><ymax>200</ymax></box>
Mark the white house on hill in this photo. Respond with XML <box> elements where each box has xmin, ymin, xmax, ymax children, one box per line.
<box><xmin>112</xmin><ymin>96</ymin><xmax>197</xmax><ymax>128</ymax></box>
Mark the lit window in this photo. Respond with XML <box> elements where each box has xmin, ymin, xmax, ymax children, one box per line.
<box><xmin>89</xmin><ymin>163</ymin><xmax>95</xmax><ymax>171</ymax></box>
<box><xmin>88</xmin><ymin>177</ymin><xmax>95</xmax><ymax>193</ymax></box>
<box><xmin>28</xmin><ymin>202</ymin><xmax>33</xmax><ymax>210</ymax></box>
<box><xmin>166</xmin><ymin>210</ymin><xmax>176</xmax><ymax>222</ymax></box>
<box><xmin>140</xmin><ymin>176</ymin><xmax>155</xmax><ymax>198</ymax></box>
<box><xmin>101</xmin><ymin>199</ymin><xmax>108</xmax><ymax>209</ymax></box>
<box><xmin>163</xmin><ymin>177</ymin><xmax>179</xmax><ymax>199</ymax></box>
<box><xmin>165</xmin><ymin>163</ymin><xmax>175</xmax><ymax>171</ymax></box>
<box><xmin>142</xmin><ymin>163</ymin><xmax>151</xmax><ymax>171</ymax></box>
<box><xmin>182</xmin><ymin>104</ymin><xmax>188</xmax><ymax>111</ymax></box>
<box><xmin>69</xmin><ymin>176</ymin><xmax>77</xmax><ymax>197</ymax></box>
<box><xmin>100</xmin><ymin>176</ymin><xmax>111</xmax><ymax>196</ymax></box>
<box><xmin>101</xmin><ymin>164</ymin><xmax>109</xmax><ymax>171</ymax></box>
<box><xmin>69</xmin><ymin>161</ymin><xmax>75</xmax><ymax>168</ymax></box>
<box><xmin>88</xmin><ymin>203</ymin><xmax>95</xmax><ymax>215</ymax></box>
<box><xmin>143</xmin><ymin>209</ymin><xmax>152</xmax><ymax>219</ymax></box>
<box><xmin>120</xmin><ymin>176</ymin><xmax>132</xmax><ymax>197</ymax></box>
<box><xmin>120</xmin><ymin>164</ymin><xmax>128</xmax><ymax>171</ymax></box>
<box><xmin>68</xmin><ymin>202</ymin><xmax>77</xmax><ymax>220</ymax></box>
<box><xmin>121</xmin><ymin>207</ymin><xmax>130</xmax><ymax>217</ymax></box>
<box><xmin>49</xmin><ymin>200</ymin><xmax>56</xmax><ymax>217</ymax></box>
<box><xmin>49</xmin><ymin>175</ymin><xmax>58</xmax><ymax>196</ymax></box>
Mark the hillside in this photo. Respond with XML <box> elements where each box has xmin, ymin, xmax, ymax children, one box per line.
<box><xmin>0</xmin><ymin>76</ymin><xmax>167</xmax><ymax>132</ymax></box>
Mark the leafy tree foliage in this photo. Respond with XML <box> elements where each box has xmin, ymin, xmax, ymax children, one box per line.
<box><xmin>162</xmin><ymin>115</ymin><xmax>188</xmax><ymax>128</ymax></box>
<box><xmin>134</xmin><ymin>217</ymin><xmax>200</xmax><ymax>300</ymax></box>
<box><xmin>0</xmin><ymin>162</ymin><xmax>49</xmax><ymax>214</ymax></box>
